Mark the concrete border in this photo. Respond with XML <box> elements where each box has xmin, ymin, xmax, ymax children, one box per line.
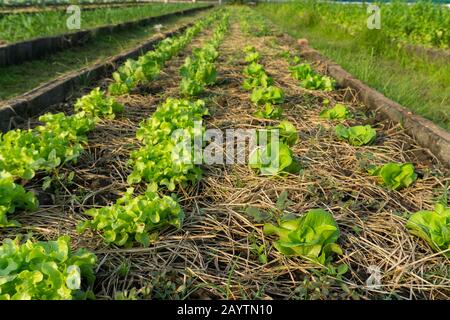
<box><xmin>403</xmin><ymin>44</ymin><xmax>450</xmax><ymax>62</ymax></box>
<box><xmin>0</xmin><ymin>22</ymin><xmax>193</xmax><ymax>132</ymax></box>
<box><xmin>291</xmin><ymin>40</ymin><xmax>450</xmax><ymax>168</ymax></box>
<box><xmin>0</xmin><ymin>4</ymin><xmax>212</xmax><ymax>67</ymax></box>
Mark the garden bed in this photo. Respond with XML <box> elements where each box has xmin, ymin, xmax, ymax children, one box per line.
<box><xmin>1</xmin><ymin>8</ymin><xmax>448</xmax><ymax>300</ymax></box>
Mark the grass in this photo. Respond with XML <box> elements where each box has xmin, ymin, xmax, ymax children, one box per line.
<box><xmin>0</xmin><ymin>10</ymin><xmax>208</xmax><ymax>100</ymax></box>
<box><xmin>255</xmin><ymin>3</ymin><xmax>450</xmax><ymax>132</ymax></box>
<box><xmin>1</xmin><ymin>0</ymin><xmax>138</xmax><ymax>6</ymax></box>
<box><xmin>0</xmin><ymin>2</ymin><xmax>206</xmax><ymax>43</ymax></box>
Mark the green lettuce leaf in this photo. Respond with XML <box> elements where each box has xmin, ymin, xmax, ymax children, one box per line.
<box><xmin>264</xmin><ymin>209</ymin><xmax>342</xmax><ymax>265</ymax></box>
<box><xmin>406</xmin><ymin>203</ymin><xmax>450</xmax><ymax>258</ymax></box>
<box><xmin>369</xmin><ymin>162</ymin><xmax>417</xmax><ymax>190</ymax></box>
<box><xmin>335</xmin><ymin>124</ymin><xmax>377</xmax><ymax>146</ymax></box>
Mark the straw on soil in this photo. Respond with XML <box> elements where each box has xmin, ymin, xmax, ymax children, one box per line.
<box><xmin>1</xmin><ymin>11</ymin><xmax>449</xmax><ymax>300</ymax></box>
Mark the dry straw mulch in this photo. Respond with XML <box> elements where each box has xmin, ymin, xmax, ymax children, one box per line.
<box><xmin>2</xmin><ymin>14</ymin><xmax>449</xmax><ymax>300</ymax></box>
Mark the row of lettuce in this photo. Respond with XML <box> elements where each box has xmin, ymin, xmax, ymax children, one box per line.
<box><xmin>0</xmin><ymin>10</ymin><xmax>228</xmax><ymax>300</ymax></box>
<box><xmin>240</xmin><ymin>43</ymin><xmax>342</xmax><ymax>265</ymax></box>
<box><xmin>80</xmin><ymin>13</ymin><xmax>230</xmax><ymax>248</ymax></box>
<box><xmin>238</xmin><ymin>10</ymin><xmax>450</xmax><ymax>268</ymax></box>
<box><xmin>0</xmin><ymin>10</ymin><xmax>220</xmax><ymax>228</ymax></box>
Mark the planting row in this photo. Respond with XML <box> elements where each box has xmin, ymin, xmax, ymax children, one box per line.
<box><xmin>0</xmin><ymin>11</ymin><xmax>221</xmax><ymax>227</ymax></box>
<box><xmin>0</xmin><ymin>10</ymin><xmax>231</xmax><ymax>300</ymax></box>
<box><xmin>0</xmin><ymin>12</ymin><xmax>219</xmax><ymax>229</ymax></box>
<box><xmin>237</xmin><ymin>17</ymin><xmax>450</xmax><ymax>268</ymax></box>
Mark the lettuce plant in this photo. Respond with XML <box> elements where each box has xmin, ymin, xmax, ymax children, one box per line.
<box><xmin>78</xmin><ymin>187</ymin><xmax>184</xmax><ymax>247</ymax></box>
<box><xmin>0</xmin><ymin>129</ymin><xmax>40</xmax><ymax>180</ymax></box>
<box><xmin>74</xmin><ymin>88</ymin><xmax>124</xmax><ymax>119</ymax></box>
<box><xmin>243</xmin><ymin>73</ymin><xmax>274</xmax><ymax>91</ymax></box>
<box><xmin>260</xmin><ymin>121</ymin><xmax>298</xmax><ymax>147</ymax></box>
<box><xmin>368</xmin><ymin>163</ymin><xmax>417</xmax><ymax>190</ymax></box>
<box><xmin>276</xmin><ymin>121</ymin><xmax>299</xmax><ymax>146</ymax></box>
<box><xmin>407</xmin><ymin>203</ymin><xmax>450</xmax><ymax>258</ymax></box>
<box><xmin>0</xmin><ymin>112</ymin><xmax>94</xmax><ymax>180</ymax></box>
<box><xmin>251</xmin><ymin>86</ymin><xmax>284</xmax><ymax>119</ymax></box>
<box><xmin>335</xmin><ymin>124</ymin><xmax>377</xmax><ymax>146</ymax></box>
<box><xmin>0</xmin><ymin>236</ymin><xmax>97</xmax><ymax>300</ymax></box>
<box><xmin>253</xmin><ymin>104</ymin><xmax>283</xmax><ymax>120</ymax></box>
<box><xmin>320</xmin><ymin>104</ymin><xmax>352</xmax><ymax>120</ymax></box>
<box><xmin>180</xmin><ymin>58</ymin><xmax>217</xmax><ymax>96</ymax></box>
<box><xmin>179</xmin><ymin>14</ymin><xmax>229</xmax><ymax>97</ymax></box>
<box><xmin>289</xmin><ymin>63</ymin><xmax>313</xmax><ymax>80</ymax></box>
<box><xmin>128</xmin><ymin>98</ymin><xmax>208</xmax><ymax>190</ymax></box>
<box><xmin>242</xmin><ymin>61</ymin><xmax>274</xmax><ymax>91</ymax></box>
<box><xmin>34</xmin><ymin>112</ymin><xmax>95</xmax><ymax>171</ymax></box>
<box><xmin>251</xmin><ymin>86</ymin><xmax>284</xmax><ymax>106</ymax></box>
<box><xmin>263</xmin><ymin>209</ymin><xmax>342</xmax><ymax>265</ymax></box>
<box><xmin>249</xmin><ymin>143</ymin><xmax>300</xmax><ymax>175</ymax></box>
<box><xmin>0</xmin><ymin>171</ymin><xmax>38</xmax><ymax>227</ymax></box>
<box><xmin>300</xmin><ymin>74</ymin><xmax>335</xmax><ymax>91</ymax></box>
<box><xmin>289</xmin><ymin>63</ymin><xmax>335</xmax><ymax>91</ymax></box>
<box><xmin>109</xmin><ymin>59</ymin><xmax>141</xmax><ymax>95</ymax></box>
<box><xmin>245</xmin><ymin>51</ymin><xmax>260</xmax><ymax>63</ymax></box>
<box><xmin>243</xmin><ymin>62</ymin><xmax>265</xmax><ymax>78</ymax></box>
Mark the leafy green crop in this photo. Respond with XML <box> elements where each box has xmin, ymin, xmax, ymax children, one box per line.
<box><xmin>320</xmin><ymin>104</ymin><xmax>352</xmax><ymax>120</ymax></box>
<box><xmin>0</xmin><ymin>112</ymin><xmax>95</xmax><ymax>180</ymax></box>
<box><xmin>78</xmin><ymin>187</ymin><xmax>184</xmax><ymax>247</ymax></box>
<box><xmin>276</xmin><ymin>121</ymin><xmax>299</xmax><ymax>146</ymax></box>
<box><xmin>369</xmin><ymin>163</ymin><xmax>417</xmax><ymax>190</ymax></box>
<box><xmin>0</xmin><ymin>171</ymin><xmax>38</xmax><ymax>227</ymax></box>
<box><xmin>180</xmin><ymin>57</ymin><xmax>217</xmax><ymax>96</ymax></box>
<box><xmin>406</xmin><ymin>203</ymin><xmax>450</xmax><ymax>258</ymax></box>
<box><xmin>0</xmin><ymin>129</ymin><xmax>41</xmax><ymax>180</ymax></box>
<box><xmin>108</xmin><ymin>13</ymin><xmax>217</xmax><ymax>95</ymax></box>
<box><xmin>243</xmin><ymin>73</ymin><xmax>274</xmax><ymax>91</ymax></box>
<box><xmin>128</xmin><ymin>98</ymin><xmax>208</xmax><ymax>190</ymax></box>
<box><xmin>245</xmin><ymin>51</ymin><xmax>261</xmax><ymax>63</ymax></box>
<box><xmin>74</xmin><ymin>88</ymin><xmax>124</xmax><ymax>119</ymax></box>
<box><xmin>251</xmin><ymin>86</ymin><xmax>285</xmax><ymax>120</ymax></box>
<box><xmin>0</xmin><ymin>236</ymin><xmax>97</xmax><ymax>300</ymax></box>
<box><xmin>289</xmin><ymin>63</ymin><xmax>335</xmax><ymax>91</ymax></box>
<box><xmin>335</xmin><ymin>124</ymin><xmax>376</xmax><ymax>146</ymax></box>
<box><xmin>253</xmin><ymin>104</ymin><xmax>284</xmax><ymax>120</ymax></box>
<box><xmin>243</xmin><ymin>62</ymin><xmax>265</xmax><ymax>78</ymax></box>
<box><xmin>264</xmin><ymin>209</ymin><xmax>342</xmax><ymax>265</ymax></box>
<box><xmin>289</xmin><ymin>63</ymin><xmax>313</xmax><ymax>80</ymax></box>
<box><xmin>300</xmin><ymin>74</ymin><xmax>335</xmax><ymax>91</ymax></box>
<box><xmin>242</xmin><ymin>62</ymin><xmax>274</xmax><ymax>91</ymax></box>
<box><xmin>249</xmin><ymin>142</ymin><xmax>301</xmax><ymax>175</ymax></box>
<box><xmin>260</xmin><ymin>121</ymin><xmax>298</xmax><ymax>147</ymax></box>
<box><xmin>251</xmin><ymin>86</ymin><xmax>284</xmax><ymax>106</ymax></box>
<box><xmin>179</xmin><ymin>13</ymin><xmax>229</xmax><ymax>97</ymax></box>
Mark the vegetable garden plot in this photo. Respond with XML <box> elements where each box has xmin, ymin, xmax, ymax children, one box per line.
<box><xmin>0</xmin><ymin>7</ymin><xmax>449</xmax><ymax>300</ymax></box>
